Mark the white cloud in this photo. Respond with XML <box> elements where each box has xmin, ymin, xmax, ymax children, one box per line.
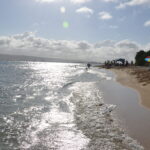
<box><xmin>76</xmin><ymin>7</ymin><xmax>94</xmax><ymax>16</ymax></box>
<box><xmin>60</xmin><ymin>6</ymin><xmax>66</xmax><ymax>14</ymax></box>
<box><xmin>116</xmin><ymin>0</ymin><xmax>150</xmax><ymax>9</ymax></box>
<box><xmin>115</xmin><ymin>40</ymin><xmax>139</xmax><ymax>49</ymax></box>
<box><xmin>99</xmin><ymin>11</ymin><xmax>112</xmax><ymax>20</ymax></box>
<box><xmin>94</xmin><ymin>40</ymin><xmax>115</xmax><ymax>48</ymax></box>
<box><xmin>0</xmin><ymin>32</ymin><xmax>144</xmax><ymax>62</ymax></box>
<box><xmin>144</xmin><ymin>20</ymin><xmax>150</xmax><ymax>27</ymax></box>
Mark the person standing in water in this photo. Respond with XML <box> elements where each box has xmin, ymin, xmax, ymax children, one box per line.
<box><xmin>86</xmin><ymin>63</ymin><xmax>91</xmax><ymax>69</ymax></box>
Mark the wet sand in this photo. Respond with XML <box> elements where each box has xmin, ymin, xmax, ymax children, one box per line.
<box><xmin>111</xmin><ymin>67</ymin><xmax>150</xmax><ymax>109</ymax></box>
<box><xmin>72</xmin><ymin>81</ymin><xmax>144</xmax><ymax>150</ymax></box>
<box><xmin>106</xmin><ymin>67</ymin><xmax>150</xmax><ymax>149</ymax></box>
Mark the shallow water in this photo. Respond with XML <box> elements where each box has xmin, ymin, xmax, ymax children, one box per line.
<box><xmin>0</xmin><ymin>62</ymin><xmax>144</xmax><ymax>150</ymax></box>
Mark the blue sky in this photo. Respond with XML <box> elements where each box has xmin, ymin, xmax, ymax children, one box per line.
<box><xmin>0</xmin><ymin>0</ymin><xmax>150</xmax><ymax>43</ymax></box>
<box><xmin>0</xmin><ymin>0</ymin><xmax>150</xmax><ymax>61</ymax></box>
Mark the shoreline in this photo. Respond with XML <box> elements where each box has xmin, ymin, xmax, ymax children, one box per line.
<box><xmin>107</xmin><ymin>67</ymin><xmax>150</xmax><ymax>150</ymax></box>
<box><xmin>73</xmin><ymin>82</ymin><xmax>144</xmax><ymax>150</ymax></box>
<box><xmin>111</xmin><ymin>67</ymin><xmax>150</xmax><ymax>109</ymax></box>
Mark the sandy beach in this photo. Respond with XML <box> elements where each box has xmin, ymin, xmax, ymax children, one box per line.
<box><xmin>111</xmin><ymin>67</ymin><xmax>150</xmax><ymax>109</ymax></box>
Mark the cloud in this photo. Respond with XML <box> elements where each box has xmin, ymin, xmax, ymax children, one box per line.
<box><xmin>94</xmin><ymin>40</ymin><xmax>140</xmax><ymax>61</ymax></box>
<box><xmin>115</xmin><ymin>40</ymin><xmax>139</xmax><ymax>49</ymax></box>
<box><xmin>116</xmin><ymin>0</ymin><xmax>150</xmax><ymax>9</ymax></box>
<box><xmin>99</xmin><ymin>11</ymin><xmax>112</xmax><ymax>20</ymax></box>
<box><xmin>94</xmin><ymin>40</ymin><xmax>115</xmax><ymax>48</ymax></box>
<box><xmin>76</xmin><ymin>7</ymin><xmax>94</xmax><ymax>16</ymax></box>
<box><xmin>77</xmin><ymin>41</ymin><xmax>92</xmax><ymax>49</ymax></box>
<box><xmin>0</xmin><ymin>32</ymin><xmax>145</xmax><ymax>62</ymax></box>
<box><xmin>144</xmin><ymin>20</ymin><xmax>150</xmax><ymax>27</ymax></box>
<box><xmin>60</xmin><ymin>6</ymin><xmax>66</xmax><ymax>14</ymax></box>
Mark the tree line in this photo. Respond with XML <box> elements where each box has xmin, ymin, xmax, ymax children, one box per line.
<box><xmin>103</xmin><ymin>50</ymin><xmax>150</xmax><ymax>68</ymax></box>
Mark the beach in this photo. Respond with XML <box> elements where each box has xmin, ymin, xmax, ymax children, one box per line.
<box><xmin>111</xmin><ymin>67</ymin><xmax>150</xmax><ymax>109</ymax></box>
<box><xmin>95</xmin><ymin>66</ymin><xmax>150</xmax><ymax>149</ymax></box>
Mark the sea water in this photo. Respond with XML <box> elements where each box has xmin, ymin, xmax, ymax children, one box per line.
<box><xmin>0</xmin><ymin>62</ymin><xmax>144</xmax><ymax>150</ymax></box>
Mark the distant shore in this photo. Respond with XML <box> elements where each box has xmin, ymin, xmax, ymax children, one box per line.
<box><xmin>111</xmin><ymin>67</ymin><xmax>150</xmax><ymax>109</ymax></box>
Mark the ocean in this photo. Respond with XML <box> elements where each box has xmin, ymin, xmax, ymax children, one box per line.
<box><xmin>0</xmin><ymin>62</ymin><xmax>144</xmax><ymax>150</ymax></box>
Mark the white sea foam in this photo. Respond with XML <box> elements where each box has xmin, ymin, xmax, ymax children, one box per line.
<box><xmin>70</xmin><ymin>82</ymin><xmax>144</xmax><ymax>150</ymax></box>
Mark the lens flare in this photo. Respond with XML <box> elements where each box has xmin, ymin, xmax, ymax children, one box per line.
<box><xmin>145</xmin><ymin>56</ymin><xmax>150</xmax><ymax>62</ymax></box>
<box><xmin>63</xmin><ymin>21</ymin><xmax>69</xmax><ymax>28</ymax></box>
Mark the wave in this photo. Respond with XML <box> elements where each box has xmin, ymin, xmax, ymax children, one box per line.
<box><xmin>69</xmin><ymin>81</ymin><xmax>144</xmax><ymax>150</ymax></box>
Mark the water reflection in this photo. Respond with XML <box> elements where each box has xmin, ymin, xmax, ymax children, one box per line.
<box><xmin>0</xmin><ymin>62</ymin><xmax>89</xmax><ymax>150</ymax></box>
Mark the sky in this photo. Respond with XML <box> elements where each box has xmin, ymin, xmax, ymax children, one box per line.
<box><xmin>0</xmin><ymin>0</ymin><xmax>150</xmax><ymax>62</ymax></box>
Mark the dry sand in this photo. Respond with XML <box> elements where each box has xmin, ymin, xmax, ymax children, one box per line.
<box><xmin>111</xmin><ymin>67</ymin><xmax>150</xmax><ymax>109</ymax></box>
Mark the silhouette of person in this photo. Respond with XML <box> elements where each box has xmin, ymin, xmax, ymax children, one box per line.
<box><xmin>87</xmin><ymin>63</ymin><xmax>91</xmax><ymax>69</ymax></box>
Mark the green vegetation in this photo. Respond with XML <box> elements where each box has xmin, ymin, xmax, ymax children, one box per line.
<box><xmin>103</xmin><ymin>50</ymin><xmax>150</xmax><ymax>68</ymax></box>
<box><xmin>135</xmin><ymin>50</ymin><xmax>150</xmax><ymax>66</ymax></box>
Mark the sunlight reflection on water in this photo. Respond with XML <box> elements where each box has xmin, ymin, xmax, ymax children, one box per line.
<box><xmin>0</xmin><ymin>62</ymin><xmax>144</xmax><ymax>150</ymax></box>
<box><xmin>0</xmin><ymin>62</ymin><xmax>89</xmax><ymax>150</ymax></box>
